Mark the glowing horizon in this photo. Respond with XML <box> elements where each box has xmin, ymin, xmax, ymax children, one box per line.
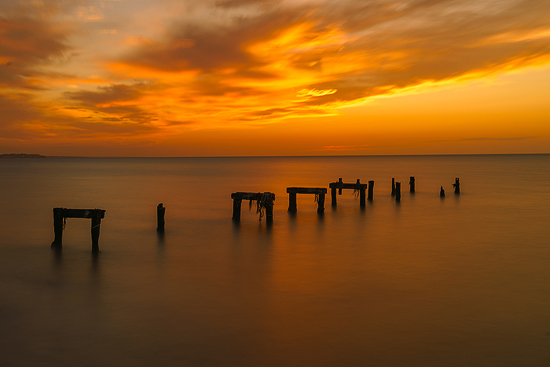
<box><xmin>1</xmin><ymin>0</ymin><xmax>549</xmax><ymax>156</ymax></box>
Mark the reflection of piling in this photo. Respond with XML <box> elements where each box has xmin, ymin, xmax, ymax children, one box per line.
<box><xmin>440</xmin><ymin>186</ymin><xmax>445</xmax><ymax>197</ymax></box>
<box><xmin>157</xmin><ymin>203</ymin><xmax>165</xmax><ymax>232</ymax></box>
<box><xmin>395</xmin><ymin>182</ymin><xmax>401</xmax><ymax>202</ymax></box>
<box><xmin>51</xmin><ymin>208</ymin><xmax>106</xmax><ymax>252</ymax></box>
<box><xmin>453</xmin><ymin>178</ymin><xmax>460</xmax><ymax>194</ymax></box>
<box><xmin>391</xmin><ymin>178</ymin><xmax>396</xmax><ymax>196</ymax></box>
<box><xmin>409</xmin><ymin>177</ymin><xmax>415</xmax><ymax>193</ymax></box>
<box><xmin>368</xmin><ymin>180</ymin><xmax>374</xmax><ymax>201</ymax></box>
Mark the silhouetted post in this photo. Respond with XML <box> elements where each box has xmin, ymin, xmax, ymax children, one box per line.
<box><xmin>331</xmin><ymin>186</ymin><xmax>337</xmax><ymax>207</ymax></box>
<box><xmin>440</xmin><ymin>186</ymin><xmax>445</xmax><ymax>197</ymax></box>
<box><xmin>453</xmin><ymin>178</ymin><xmax>460</xmax><ymax>194</ymax></box>
<box><xmin>395</xmin><ymin>182</ymin><xmax>401</xmax><ymax>202</ymax></box>
<box><xmin>52</xmin><ymin>208</ymin><xmax>64</xmax><ymax>248</ymax></box>
<box><xmin>317</xmin><ymin>193</ymin><xmax>325</xmax><ymax>213</ymax></box>
<box><xmin>409</xmin><ymin>177</ymin><xmax>415</xmax><ymax>193</ymax></box>
<box><xmin>232</xmin><ymin>198</ymin><xmax>242</xmax><ymax>221</ymax></box>
<box><xmin>391</xmin><ymin>178</ymin><xmax>396</xmax><ymax>196</ymax></box>
<box><xmin>288</xmin><ymin>192</ymin><xmax>297</xmax><ymax>212</ymax></box>
<box><xmin>357</xmin><ymin>179</ymin><xmax>366</xmax><ymax>207</ymax></box>
<box><xmin>157</xmin><ymin>203</ymin><xmax>165</xmax><ymax>232</ymax></box>
<box><xmin>338</xmin><ymin>178</ymin><xmax>343</xmax><ymax>195</ymax></box>
<box><xmin>368</xmin><ymin>180</ymin><xmax>374</xmax><ymax>201</ymax></box>
<box><xmin>265</xmin><ymin>194</ymin><xmax>274</xmax><ymax>223</ymax></box>
<box><xmin>91</xmin><ymin>210</ymin><xmax>101</xmax><ymax>253</ymax></box>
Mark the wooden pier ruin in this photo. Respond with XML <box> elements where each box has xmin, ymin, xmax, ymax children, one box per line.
<box><xmin>453</xmin><ymin>178</ymin><xmax>460</xmax><ymax>194</ymax></box>
<box><xmin>51</xmin><ymin>208</ymin><xmax>106</xmax><ymax>253</ymax></box>
<box><xmin>231</xmin><ymin>192</ymin><xmax>275</xmax><ymax>222</ymax></box>
<box><xmin>157</xmin><ymin>203</ymin><xmax>165</xmax><ymax>232</ymax></box>
<box><xmin>329</xmin><ymin>178</ymin><xmax>368</xmax><ymax>208</ymax></box>
<box><xmin>286</xmin><ymin>187</ymin><xmax>327</xmax><ymax>213</ymax></box>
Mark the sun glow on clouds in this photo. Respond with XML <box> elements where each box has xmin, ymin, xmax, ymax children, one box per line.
<box><xmin>1</xmin><ymin>0</ymin><xmax>550</xmax><ymax>155</ymax></box>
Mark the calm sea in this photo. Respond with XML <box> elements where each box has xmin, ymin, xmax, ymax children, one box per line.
<box><xmin>1</xmin><ymin>155</ymin><xmax>550</xmax><ymax>366</ymax></box>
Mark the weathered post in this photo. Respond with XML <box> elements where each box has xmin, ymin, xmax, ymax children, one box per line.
<box><xmin>395</xmin><ymin>182</ymin><xmax>401</xmax><ymax>202</ymax></box>
<box><xmin>91</xmin><ymin>210</ymin><xmax>101</xmax><ymax>253</ymax></box>
<box><xmin>331</xmin><ymin>186</ymin><xmax>337</xmax><ymax>207</ymax></box>
<box><xmin>288</xmin><ymin>192</ymin><xmax>297</xmax><ymax>212</ymax></box>
<box><xmin>409</xmin><ymin>177</ymin><xmax>415</xmax><ymax>193</ymax></box>
<box><xmin>157</xmin><ymin>203</ymin><xmax>165</xmax><ymax>232</ymax></box>
<box><xmin>453</xmin><ymin>178</ymin><xmax>460</xmax><ymax>194</ymax></box>
<box><xmin>368</xmin><ymin>180</ymin><xmax>374</xmax><ymax>201</ymax></box>
<box><xmin>440</xmin><ymin>186</ymin><xmax>445</xmax><ymax>197</ymax></box>
<box><xmin>265</xmin><ymin>194</ymin><xmax>274</xmax><ymax>223</ymax></box>
<box><xmin>232</xmin><ymin>197</ymin><xmax>242</xmax><ymax>221</ymax></box>
<box><xmin>357</xmin><ymin>179</ymin><xmax>366</xmax><ymax>207</ymax></box>
<box><xmin>391</xmin><ymin>178</ymin><xmax>396</xmax><ymax>196</ymax></box>
<box><xmin>51</xmin><ymin>207</ymin><xmax>64</xmax><ymax>248</ymax></box>
<box><xmin>338</xmin><ymin>178</ymin><xmax>343</xmax><ymax>195</ymax></box>
<box><xmin>317</xmin><ymin>193</ymin><xmax>325</xmax><ymax>213</ymax></box>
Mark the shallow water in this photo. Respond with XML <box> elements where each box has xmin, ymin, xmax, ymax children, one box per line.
<box><xmin>1</xmin><ymin>155</ymin><xmax>550</xmax><ymax>366</ymax></box>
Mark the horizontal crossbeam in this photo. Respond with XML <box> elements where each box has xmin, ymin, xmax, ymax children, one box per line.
<box><xmin>286</xmin><ymin>187</ymin><xmax>327</xmax><ymax>194</ymax></box>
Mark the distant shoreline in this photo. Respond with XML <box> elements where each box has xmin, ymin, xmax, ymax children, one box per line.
<box><xmin>0</xmin><ymin>153</ymin><xmax>46</xmax><ymax>159</ymax></box>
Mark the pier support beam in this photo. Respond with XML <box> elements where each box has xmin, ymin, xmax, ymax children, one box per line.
<box><xmin>368</xmin><ymin>181</ymin><xmax>374</xmax><ymax>201</ymax></box>
<box><xmin>391</xmin><ymin>178</ymin><xmax>396</xmax><ymax>196</ymax></box>
<box><xmin>395</xmin><ymin>182</ymin><xmax>401</xmax><ymax>202</ymax></box>
<box><xmin>231</xmin><ymin>192</ymin><xmax>275</xmax><ymax>222</ymax></box>
<box><xmin>329</xmin><ymin>179</ymin><xmax>367</xmax><ymax>208</ymax></box>
<box><xmin>51</xmin><ymin>208</ymin><xmax>106</xmax><ymax>252</ymax></box>
<box><xmin>157</xmin><ymin>203</ymin><xmax>165</xmax><ymax>232</ymax></box>
<box><xmin>286</xmin><ymin>187</ymin><xmax>328</xmax><ymax>213</ymax></box>
<box><xmin>409</xmin><ymin>177</ymin><xmax>415</xmax><ymax>193</ymax></box>
<box><xmin>440</xmin><ymin>186</ymin><xmax>445</xmax><ymax>197</ymax></box>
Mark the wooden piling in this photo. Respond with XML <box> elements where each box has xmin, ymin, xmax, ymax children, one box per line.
<box><xmin>51</xmin><ymin>207</ymin><xmax>64</xmax><ymax>248</ymax></box>
<box><xmin>91</xmin><ymin>211</ymin><xmax>101</xmax><ymax>253</ymax></box>
<box><xmin>440</xmin><ymin>186</ymin><xmax>445</xmax><ymax>197</ymax></box>
<box><xmin>317</xmin><ymin>193</ymin><xmax>325</xmax><ymax>213</ymax></box>
<box><xmin>391</xmin><ymin>178</ymin><xmax>396</xmax><ymax>196</ymax></box>
<box><xmin>338</xmin><ymin>178</ymin><xmax>343</xmax><ymax>195</ymax></box>
<box><xmin>395</xmin><ymin>182</ymin><xmax>401</xmax><ymax>202</ymax></box>
<box><xmin>357</xmin><ymin>179</ymin><xmax>366</xmax><ymax>207</ymax></box>
<box><xmin>368</xmin><ymin>180</ymin><xmax>374</xmax><ymax>201</ymax></box>
<box><xmin>409</xmin><ymin>177</ymin><xmax>415</xmax><ymax>193</ymax></box>
<box><xmin>453</xmin><ymin>178</ymin><xmax>460</xmax><ymax>194</ymax></box>
<box><xmin>288</xmin><ymin>192</ymin><xmax>297</xmax><ymax>212</ymax></box>
<box><xmin>157</xmin><ymin>203</ymin><xmax>165</xmax><ymax>232</ymax></box>
<box><xmin>232</xmin><ymin>197</ymin><xmax>242</xmax><ymax>221</ymax></box>
<box><xmin>331</xmin><ymin>186</ymin><xmax>337</xmax><ymax>207</ymax></box>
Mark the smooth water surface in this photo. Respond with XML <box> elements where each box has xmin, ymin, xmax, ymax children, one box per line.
<box><xmin>1</xmin><ymin>155</ymin><xmax>550</xmax><ymax>366</ymax></box>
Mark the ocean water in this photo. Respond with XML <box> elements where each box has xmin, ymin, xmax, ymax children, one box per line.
<box><xmin>1</xmin><ymin>155</ymin><xmax>549</xmax><ymax>366</ymax></box>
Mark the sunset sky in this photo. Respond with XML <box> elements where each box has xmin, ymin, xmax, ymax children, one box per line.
<box><xmin>1</xmin><ymin>0</ymin><xmax>549</xmax><ymax>156</ymax></box>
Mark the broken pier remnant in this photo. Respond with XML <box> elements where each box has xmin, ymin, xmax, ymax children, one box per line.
<box><xmin>157</xmin><ymin>203</ymin><xmax>165</xmax><ymax>232</ymax></box>
<box><xmin>329</xmin><ymin>179</ymin><xmax>368</xmax><ymax>208</ymax></box>
<box><xmin>409</xmin><ymin>177</ymin><xmax>415</xmax><ymax>193</ymax></box>
<box><xmin>286</xmin><ymin>187</ymin><xmax>328</xmax><ymax>213</ymax></box>
<box><xmin>453</xmin><ymin>178</ymin><xmax>460</xmax><ymax>194</ymax></box>
<box><xmin>51</xmin><ymin>208</ymin><xmax>106</xmax><ymax>253</ymax></box>
<box><xmin>231</xmin><ymin>192</ymin><xmax>275</xmax><ymax>222</ymax></box>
